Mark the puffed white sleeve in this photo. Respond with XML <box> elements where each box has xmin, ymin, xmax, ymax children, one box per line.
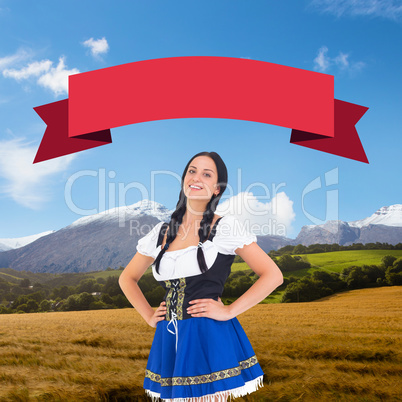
<box><xmin>213</xmin><ymin>215</ymin><xmax>257</xmax><ymax>255</ymax></box>
<box><xmin>136</xmin><ymin>221</ymin><xmax>165</xmax><ymax>257</ymax></box>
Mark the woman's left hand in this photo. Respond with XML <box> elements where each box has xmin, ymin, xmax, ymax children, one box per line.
<box><xmin>187</xmin><ymin>297</ymin><xmax>233</xmax><ymax>321</ymax></box>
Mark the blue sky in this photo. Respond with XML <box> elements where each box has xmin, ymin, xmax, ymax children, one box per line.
<box><xmin>0</xmin><ymin>0</ymin><xmax>401</xmax><ymax>239</ymax></box>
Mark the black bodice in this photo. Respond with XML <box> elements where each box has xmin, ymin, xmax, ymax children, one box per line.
<box><xmin>155</xmin><ymin>218</ymin><xmax>235</xmax><ymax>321</ymax></box>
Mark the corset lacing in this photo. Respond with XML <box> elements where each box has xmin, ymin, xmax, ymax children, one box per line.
<box><xmin>165</xmin><ymin>279</ymin><xmax>185</xmax><ymax>352</ymax></box>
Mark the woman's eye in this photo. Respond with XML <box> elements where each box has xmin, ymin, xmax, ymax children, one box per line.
<box><xmin>204</xmin><ymin>173</ymin><xmax>211</xmax><ymax>177</ymax></box>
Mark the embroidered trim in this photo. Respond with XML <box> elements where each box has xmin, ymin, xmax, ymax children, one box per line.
<box><xmin>145</xmin><ymin>375</ymin><xmax>263</xmax><ymax>402</ymax></box>
<box><xmin>145</xmin><ymin>355</ymin><xmax>259</xmax><ymax>387</ymax></box>
<box><xmin>176</xmin><ymin>278</ymin><xmax>186</xmax><ymax>320</ymax></box>
<box><xmin>165</xmin><ymin>280</ymin><xmax>172</xmax><ymax>321</ymax></box>
<box><xmin>164</xmin><ymin>278</ymin><xmax>186</xmax><ymax>321</ymax></box>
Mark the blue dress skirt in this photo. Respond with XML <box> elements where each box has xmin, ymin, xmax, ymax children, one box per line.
<box><xmin>143</xmin><ymin>316</ymin><xmax>264</xmax><ymax>401</ymax></box>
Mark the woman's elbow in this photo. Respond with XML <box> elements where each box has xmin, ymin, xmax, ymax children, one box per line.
<box><xmin>271</xmin><ymin>268</ymin><xmax>284</xmax><ymax>287</ymax></box>
<box><xmin>118</xmin><ymin>270</ymin><xmax>129</xmax><ymax>289</ymax></box>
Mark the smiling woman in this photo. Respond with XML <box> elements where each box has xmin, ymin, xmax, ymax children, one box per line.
<box><xmin>119</xmin><ymin>151</ymin><xmax>284</xmax><ymax>402</ymax></box>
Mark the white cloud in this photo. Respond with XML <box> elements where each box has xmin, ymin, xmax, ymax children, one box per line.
<box><xmin>334</xmin><ymin>52</ymin><xmax>349</xmax><ymax>69</ymax></box>
<box><xmin>82</xmin><ymin>37</ymin><xmax>109</xmax><ymax>58</ymax></box>
<box><xmin>37</xmin><ymin>57</ymin><xmax>79</xmax><ymax>96</ymax></box>
<box><xmin>314</xmin><ymin>46</ymin><xmax>331</xmax><ymax>72</ymax></box>
<box><xmin>216</xmin><ymin>191</ymin><xmax>296</xmax><ymax>237</ymax></box>
<box><xmin>310</xmin><ymin>0</ymin><xmax>402</xmax><ymax>21</ymax></box>
<box><xmin>313</xmin><ymin>46</ymin><xmax>365</xmax><ymax>74</ymax></box>
<box><xmin>3</xmin><ymin>60</ymin><xmax>52</xmax><ymax>80</ymax></box>
<box><xmin>0</xmin><ymin>137</ymin><xmax>76</xmax><ymax>209</ymax></box>
<box><xmin>2</xmin><ymin>54</ymin><xmax>79</xmax><ymax>96</ymax></box>
<box><xmin>0</xmin><ymin>48</ymin><xmax>31</xmax><ymax>70</ymax></box>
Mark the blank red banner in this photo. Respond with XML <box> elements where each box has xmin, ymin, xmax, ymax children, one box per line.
<box><xmin>33</xmin><ymin>56</ymin><xmax>368</xmax><ymax>164</ymax></box>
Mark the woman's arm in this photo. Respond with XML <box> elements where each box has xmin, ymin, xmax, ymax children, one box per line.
<box><xmin>187</xmin><ymin>242</ymin><xmax>283</xmax><ymax>320</ymax></box>
<box><xmin>119</xmin><ymin>252</ymin><xmax>166</xmax><ymax>326</ymax></box>
<box><xmin>225</xmin><ymin>242</ymin><xmax>283</xmax><ymax>319</ymax></box>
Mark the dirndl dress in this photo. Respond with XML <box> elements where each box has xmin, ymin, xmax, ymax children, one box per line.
<box><xmin>136</xmin><ymin>215</ymin><xmax>264</xmax><ymax>401</ymax></box>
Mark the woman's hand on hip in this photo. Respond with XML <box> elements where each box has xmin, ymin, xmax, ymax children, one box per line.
<box><xmin>147</xmin><ymin>301</ymin><xmax>167</xmax><ymax>328</ymax></box>
<box><xmin>187</xmin><ymin>297</ymin><xmax>233</xmax><ymax>321</ymax></box>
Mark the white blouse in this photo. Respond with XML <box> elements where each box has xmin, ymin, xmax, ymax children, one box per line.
<box><xmin>136</xmin><ymin>215</ymin><xmax>257</xmax><ymax>281</ymax></box>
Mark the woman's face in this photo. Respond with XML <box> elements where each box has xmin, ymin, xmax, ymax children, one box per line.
<box><xmin>183</xmin><ymin>156</ymin><xmax>220</xmax><ymax>201</ymax></box>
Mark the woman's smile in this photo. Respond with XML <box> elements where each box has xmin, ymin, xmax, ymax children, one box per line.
<box><xmin>189</xmin><ymin>184</ymin><xmax>203</xmax><ymax>191</ymax></box>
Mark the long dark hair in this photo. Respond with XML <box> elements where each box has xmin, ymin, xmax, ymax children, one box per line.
<box><xmin>153</xmin><ymin>151</ymin><xmax>228</xmax><ymax>274</ymax></box>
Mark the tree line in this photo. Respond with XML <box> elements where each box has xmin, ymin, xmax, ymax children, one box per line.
<box><xmin>272</xmin><ymin>241</ymin><xmax>402</xmax><ymax>256</ymax></box>
<box><xmin>280</xmin><ymin>254</ymin><xmax>402</xmax><ymax>302</ymax></box>
<box><xmin>1</xmin><ymin>251</ymin><xmax>401</xmax><ymax>314</ymax></box>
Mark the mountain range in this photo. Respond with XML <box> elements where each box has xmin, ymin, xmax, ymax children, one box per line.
<box><xmin>0</xmin><ymin>201</ymin><xmax>400</xmax><ymax>273</ymax></box>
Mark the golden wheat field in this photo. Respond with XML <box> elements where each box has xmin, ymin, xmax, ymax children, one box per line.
<box><xmin>0</xmin><ymin>286</ymin><xmax>401</xmax><ymax>402</ymax></box>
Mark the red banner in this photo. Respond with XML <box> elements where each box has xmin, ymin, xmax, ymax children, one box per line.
<box><xmin>33</xmin><ymin>56</ymin><xmax>368</xmax><ymax>164</ymax></box>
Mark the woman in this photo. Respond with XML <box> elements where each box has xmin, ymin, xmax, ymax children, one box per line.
<box><xmin>119</xmin><ymin>151</ymin><xmax>284</xmax><ymax>401</ymax></box>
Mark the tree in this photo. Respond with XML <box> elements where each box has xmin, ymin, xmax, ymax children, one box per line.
<box><xmin>27</xmin><ymin>291</ymin><xmax>46</xmax><ymax>303</ymax></box>
<box><xmin>381</xmin><ymin>255</ymin><xmax>397</xmax><ymax>268</ymax></box>
<box><xmin>392</xmin><ymin>257</ymin><xmax>402</xmax><ymax>273</ymax></box>
<box><xmin>89</xmin><ymin>300</ymin><xmax>108</xmax><ymax>310</ymax></box>
<box><xmin>281</xmin><ymin>277</ymin><xmax>333</xmax><ymax>303</ymax></box>
<box><xmin>345</xmin><ymin>267</ymin><xmax>370</xmax><ymax>289</ymax></box>
<box><xmin>145</xmin><ymin>287</ymin><xmax>165</xmax><ymax>307</ymax></box>
<box><xmin>234</xmin><ymin>255</ymin><xmax>245</xmax><ymax>263</ymax></box>
<box><xmin>17</xmin><ymin>304</ymin><xmax>29</xmax><ymax>313</ymax></box>
<box><xmin>0</xmin><ymin>305</ymin><xmax>11</xmax><ymax>314</ymax></box>
<box><xmin>64</xmin><ymin>295</ymin><xmax>80</xmax><ymax>311</ymax></box>
<box><xmin>103</xmin><ymin>276</ymin><xmax>123</xmax><ymax>297</ymax></box>
<box><xmin>101</xmin><ymin>294</ymin><xmax>114</xmax><ymax>305</ymax></box>
<box><xmin>277</xmin><ymin>254</ymin><xmax>310</xmax><ymax>272</ymax></box>
<box><xmin>26</xmin><ymin>299</ymin><xmax>39</xmax><ymax>313</ymax></box>
<box><xmin>39</xmin><ymin>300</ymin><xmax>51</xmax><ymax>312</ymax></box>
<box><xmin>293</xmin><ymin>244</ymin><xmax>307</xmax><ymax>254</ymax></box>
<box><xmin>385</xmin><ymin>257</ymin><xmax>402</xmax><ymax>285</ymax></box>
<box><xmin>77</xmin><ymin>278</ymin><xmax>99</xmax><ymax>294</ymax></box>
<box><xmin>51</xmin><ymin>285</ymin><xmax>73</xmax><ymax>300</ymax></box>
<box><xmin>361</xmin><ymin>264</ymin><xmax>385</xmax><ymax>283</ymax></box>
<box><xmin>78</xmin><ymin>292</ymin><xmax>95</xmax><ymax>310</ymax></box>
<box><xmin>20</xmin><ymin>278</ymin><xmax>30</xmax><ymax>288</ymax></box>
<box><xmin>277</xmin><ymin>245</ymin><xmax>295</xmax><ymax>254</ymax></box>
<box><xmin>12</xmin><ymin>295</ymin><xmax>30</xmax><ymax>309</ymax></box>
<box><xmin>113</xmin><ymin>294</ymin><xmax>132</xmax><ymax>308</ymax></box>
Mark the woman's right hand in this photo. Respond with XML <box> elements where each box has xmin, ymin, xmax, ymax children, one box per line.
<box><xmin>147</xmin><ymin>301</ymin><xmax>167</xmax><ymax>328</ymax></box>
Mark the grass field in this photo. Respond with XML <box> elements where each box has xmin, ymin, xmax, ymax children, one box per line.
<box><xmin>229</xmin><ymin>249</ymin><xmax>402</xmax><ymax>278</ymax></box>
<box><xmin>294</xmin><ymin>249</ymin><xmax>402</xmax><ymax>274</ymax></box>
<box><xmin>0</xmin><ymin>286</ymin><xmax>401</xmax><ymax>401</ymax></box>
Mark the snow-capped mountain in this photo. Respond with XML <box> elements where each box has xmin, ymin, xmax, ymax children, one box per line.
<box><xmin>0</xmin><ymin>200</ymin><xmax>173</xmax><ymax>273</ymax></box>
<box><xmin>348</xmin><ymin>204</ymin><xmax>402</xmax><ymax>228</ymax></box>
<box><xmin>67</xmin><ymin>199</ymin><xmax>173</xmax><ymax>229</ymax></box>
<box><xmin>0</xmin><ymin>202</ymin><xmax>400</xmax><ymax>273</ymax></box>
<box><xmin>296</xmin><ymin>204</ymin><xmax>402</xmax><ymax>246</ymax></box>
<box><xmin>0</xmin><ymin>200</ymin><xmax>172</xmax><ymax>252</ymax></box>
<box><xmin>0</xmin><ymin>231</ymin><xmax>55</xmax><ymax>252</ymax></box>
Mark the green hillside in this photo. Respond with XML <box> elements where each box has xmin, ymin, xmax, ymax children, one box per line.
<box><xmin>223</xmin><ymin>249</ymin><xmax>402</xmax><ymax>278</ymax></box>
<box><xmin>291</xmin><ymin>249</ymin><xmax>402</xmax><ymax>276</ymax></box>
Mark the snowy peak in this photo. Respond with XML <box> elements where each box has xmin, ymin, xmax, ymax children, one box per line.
<box><xmin>67</xmin><ymin>200</ymin><xmax>173</xmax><ymax>229</ymax></box>
<box><xmin>303</xmin><ymin>220</ymin><xmax>350</xmax><ymax>231</ymax></box>
<box><xmin>348</xmin><ymin>204</ymin><xmax>402</xmax><ymax>228</ymax></box>
<box><xmin>296</xmin><ymin>204</ymin><xmax>402</xmax><ymax>247</ymax></box>
<box><xmin>0</xmin><ymin>230</ymin><xmax>55</xmax><ymax>251</ymax></box>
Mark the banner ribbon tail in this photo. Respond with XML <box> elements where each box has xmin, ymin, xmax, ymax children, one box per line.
<box><xmin>33</xmin><ymin>99</ymin><xmax>112</xmax><ymax>164</ymax></box>
<box><xmin>290</xmin><ymin>99</ymin><xmax>369</xmax><ymax>163</ymax></box>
